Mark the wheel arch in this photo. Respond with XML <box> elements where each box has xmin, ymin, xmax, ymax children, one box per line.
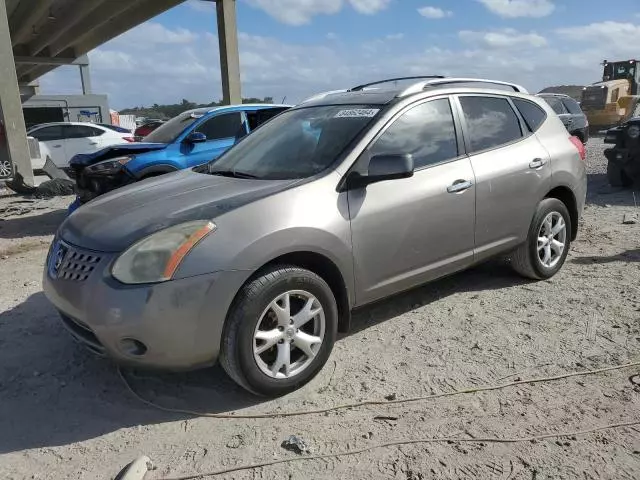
<box><xmin>545</xmin><ymin>186</ymin><xmax>578</xmax><ymax>241</ymax></box>
<box><xmin>247</xmin><ymin>251</ymin><xmax>352</xmax><ymax>333</ymax></box>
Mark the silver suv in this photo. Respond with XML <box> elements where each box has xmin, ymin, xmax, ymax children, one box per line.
<box><xmin>44</xmin><ymin>77</ymin><xmax>587</xmax><ymax>396</ymax></box>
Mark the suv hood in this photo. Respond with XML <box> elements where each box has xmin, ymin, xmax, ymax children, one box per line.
<box><xmin>69</xmin><ymin>142</ymin><xmax>168</xmax><ymax>168</ymax></box>
<box><xmin>59</xmin><ymin>170</ymin><xmax>296</xmax><ymax>252</ymax></box>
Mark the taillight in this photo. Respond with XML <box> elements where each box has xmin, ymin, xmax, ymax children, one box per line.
<box><xmin>122</xmin><ymin>136</ymin><xmax>135</xmax><ymax>142</ymax></box>
<box><xmin>569</xmin><ymin>136</ymin><xmax>586</xmax><ymax>161</ymax></box>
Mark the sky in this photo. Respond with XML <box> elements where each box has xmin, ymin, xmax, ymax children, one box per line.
<box><xmin>39</xmin><ymin>0</ymin><xmax>640</xmax><ymax>110</ymax></box>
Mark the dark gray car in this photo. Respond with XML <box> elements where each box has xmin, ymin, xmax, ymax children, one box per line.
<box><xmin>537</xmin><ymin>93</ymin><xmax>590</xmax><ymax>143</ymax></box>
<box><xmin>44</xmin><ymin>77</ymin><xmax>587</xmax><ymax>396</ymax></box>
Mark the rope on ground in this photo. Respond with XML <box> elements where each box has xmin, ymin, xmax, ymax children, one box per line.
<box><xmin>159</xmin><ymin>420</ymin><xmax>640</xmax><ymax>480</ymax></box>
<box><xmin>118</xmin><ymin>360</ymin><xmax>640</xmax><ymax>420</ymax></box>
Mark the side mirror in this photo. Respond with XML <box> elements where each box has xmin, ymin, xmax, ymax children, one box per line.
<box><xmin>185</xmin><ymin>132</ymin><xmax>207</xmax><ymax>144</ymax></box>
<box><xmin>348</xmin><ymin>154</ymin><xmax>414</xmax><ymax>189</ymax></box>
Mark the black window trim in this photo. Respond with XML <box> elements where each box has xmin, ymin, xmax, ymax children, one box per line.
<box><xmin>453</xmin><ymin>94</ymin><xmax>529</xmax><ymax>157</ymax></box>
<box><xmin>30</xmin><ymin>124</ymin><xmax>65</xmax><ymax>141</ymax></box>
<box><xmin>357</xmin><ymin>95</ymin><xmax>467</xmax><ymax>174</ymax></box>
<box><xmin>512</xmin><ymin>97</ymin><xmax>548</xmax><ymax>134</ymax></box>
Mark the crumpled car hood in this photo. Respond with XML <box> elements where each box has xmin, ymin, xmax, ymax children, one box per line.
<box><xmin>69</xmin><ymin>142</ymin><xmax>168</xmax><ymax>168</ymax></box>
<box><xmin>59</xmin><ymin>169</ymin><xmax>296</xmax><ymax>252</ymax></box>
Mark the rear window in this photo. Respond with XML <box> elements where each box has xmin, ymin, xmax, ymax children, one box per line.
<box><xmin>513</xmin><ymin>99</ymin><xmax>547</xmax><ymax>133</ymax></box>
<box><xmin>459</xmin><ymin>96</ymin><xmax>523</xmax><ymax>153</ymax></box>
<box><xmin>562</xmin><ymin>98</ymin><xmax>583</xmax><ymax>115</ymax></box>
<box><xmin>540</xmin><ymin>96</ymin><xmax>568</xmax><ymax>115</ymax></box>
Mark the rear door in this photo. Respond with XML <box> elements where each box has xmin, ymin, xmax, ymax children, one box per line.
<box><xmin>456</xmin><ymin>95</ymin><xmax>551</xmax><ymax>261</ymax></box>
<box><xmin>28</xmin><ymin>125</ymin><xmax>67</xmax><ymax>167</ymax></box>
<box><xmin>187</xmin><ymin>112</ymin><xmax>245</xmax><ymax>167</ymax></box>
<box><xmin>561</xmin><ymin>97</ymin><xmax>588</xmax><ymax>133</ymax></box>
<box><xmin>62</xmin><ymin>125</ymin><xmax>104</xmax><ymax>162</ymax></box>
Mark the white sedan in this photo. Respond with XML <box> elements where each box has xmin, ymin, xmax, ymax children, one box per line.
<box><xmin>27</xmin><ymin>122</ymin><xmax>135</xmax><ymax>168</ymax></box>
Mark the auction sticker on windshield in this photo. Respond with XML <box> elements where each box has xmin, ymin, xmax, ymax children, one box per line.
<box><xmin>335</xmin><ymin>109</ymin><xmax>379</xmax><ymax>118</ymax></box>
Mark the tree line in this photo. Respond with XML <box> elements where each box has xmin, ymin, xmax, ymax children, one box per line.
<box><xmin>120</xmin><ymin>97</ymin><xmax>276</xmax><ymax>120</ymax></box>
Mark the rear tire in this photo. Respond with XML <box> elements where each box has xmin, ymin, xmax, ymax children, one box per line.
<box><xmin>607</xmin><ymin>161</ymin><xmax>633</xmax><ymax>187</ymax></box>
<box><xmin>220</xmin><ymin>266</ymin><xmax>338</xmax><ymax>396</ymax></box>
<box><xmin>511</xmin><ymin>198</ymin><xmax>571</xmax><ymax>280</ymax></box>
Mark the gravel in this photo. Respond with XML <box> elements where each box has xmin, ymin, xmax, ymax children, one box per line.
<box><xmin>1</xmin><ymin>138</ymin><xmax>639</xmax><ymax>479</ymax></box>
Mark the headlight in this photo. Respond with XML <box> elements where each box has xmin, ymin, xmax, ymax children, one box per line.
<box><xmin>628</xmin><ymin>125</ymin><xmax>640</xmax><ymax>139</ymax></box>
<box><xmin>112</xmin><ymin>221</ymin><xmax>216</xmax><ymax>284</ymax></box>
<box><xmin>85</xmin><ymin>156</ymin><xmax>132</xmax><ymax>175</ymax></box>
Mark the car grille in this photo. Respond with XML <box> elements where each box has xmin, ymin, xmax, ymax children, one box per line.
<box><xmin>50</xmin><ymin>241</ymin><xmax>102</xmax><ymax>282</ymax></box>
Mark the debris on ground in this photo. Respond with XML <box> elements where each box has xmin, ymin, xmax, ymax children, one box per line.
<box><xmin>5</xmin><ymin>171</ymin><xmax>74</xmax><ymax>198</ymax></box>
<box><xmin>0</xmin><ymin>199</ymin><xmax>49</xmax><ymax>218</ymax></box>
<box><xmin>622</xmin><ymin>213</ymin><xmax>638</xmax><ymax>225</ymax></box>
<box><xmin>281</xmin><ymin>435</ymin><xmax>311</xmax><ymax>455</ymax></box>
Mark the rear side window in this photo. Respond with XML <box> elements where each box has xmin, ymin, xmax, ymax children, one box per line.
<box><xmin>196</xmin><ymin>112</ymin><xmax>244</xmax><ymax>140</ymax></box>
<box><xmin>513</xmin><ymin>99</ymin><xmax>547</xmax><ymax>133</ymax></box>
<box><xmin>369</xmin><ymin>98</ymin><xmax>458</xmax><ymax>169</ymax></box>
<box><xmin>562</xmin><ymin>98</ymin><xmax>583</xmax><ymax>115</ymax></box>
<box><xmin>459</xmin><ymin>96</ymin><xmax>523</xmax><ymax>153</ymax></box>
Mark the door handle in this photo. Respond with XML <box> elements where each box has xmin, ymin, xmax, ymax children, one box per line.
<box><xmin>447</xmin><ymin>180</ymin><xmax>474</xmax><ymax>193</ymax></box>
<box><xmin>53</xmin><ymin>144</ymin><xmax>62</xmax><ymax>148</ymax></box>
<box><xmin>529</xmin><ymin>158</ymin><xmax>547</xmax><ymax>169</ymax></box>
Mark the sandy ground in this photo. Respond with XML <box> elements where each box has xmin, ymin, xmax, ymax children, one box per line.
<box><xmin>0</xmin><ymin>137</ymin><xmax>639</xmax><ymax>480</ymax></box>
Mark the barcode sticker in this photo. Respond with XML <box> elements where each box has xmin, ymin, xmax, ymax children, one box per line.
<box><xmin>335</xmin><ymin>109</ymin><xmax>379</xmax><ymax>118</ymax></box>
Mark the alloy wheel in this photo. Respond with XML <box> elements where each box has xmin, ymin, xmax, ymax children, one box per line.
<box><xmin>537</xmin><ymin>211</ymin><xmax>567</xmax><ymax>268</ymax></box>
<box><xmin>253</xmin><ymin>290</ymin><xmax>326</xmax><ymax>379</ymax></box>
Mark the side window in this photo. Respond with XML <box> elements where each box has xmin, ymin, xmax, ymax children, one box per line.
<box><xmin>30</xmin><ymin>126</ymin><xmax>64</xmax><ymax>141</ymax></box>
<box><xmin>64</xmin><ymin>125</ymin><xmax>99</xmax><ymax>139</ymax></box>
<box><xmin>89</xmin><ymin>126</ymin><xmax>105</xmax><ymax>137</ymax></box>
<box><xmin>459</xmin><ymin>96</ymin><xmax>523</xmax><ymax>153</ymax></box>
<box><xmin>196</xmin><ymin>112</ymin><xmax>244</xmax><ymax>141</ymax></box>
<box><xmin>562</xmin><ymin>98</ymin><xmax>583</xmax><ymax>115</ymax></box>
<box><xmin>369</xmin><ymin>98</ymin><xmax>458</xmax><ymax>169</ymax></box>
<box><xmin>513</xmin><ymin>99</ymin><xmax>547</xmax><ymax>133</ymax></box>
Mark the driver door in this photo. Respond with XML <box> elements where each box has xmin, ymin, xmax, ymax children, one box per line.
<box><xmin>187</xmin><ymin>112</ymin><xmax>246</xmax><ymax>167</ymax></box>
<box><xmin>348</xmin><ymin>98</ymin><xmax>476</xmax><ymax>305</ymax></box>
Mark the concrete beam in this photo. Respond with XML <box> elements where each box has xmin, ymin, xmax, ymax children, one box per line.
<box><xmin>14</xmin><ymin>53</ymin><xmax>89</xmax><ymax>66</ymax></box>
<box><xmin>71</xmin><ymin>0</ymin><xmax>186</xmax><ymax>56</ymax></box>
<box><xmin>0</xmin><ymin>0</ymin><xmax>33</xmax><ymax>183</ymax></box>
<box><xmin>47</xmin><ymin>0</ymin><xmax>137</xmax><ymax>57</ymax></box>
<box><xmin>216</xmin><ymin>0</ymin><xmax>241</xmax><ymax>104</ymax></box>
<box><xmin>9</xmin><ymin>0</ymin><xmax>54</xmax><ymax>47</ymax></box>
<box><xmin>28</xmin><ymin>0</ymin><xmax>107</xmax><ymax>56</ymax></box>
<box><xmin>79</xmin><ymin>64</ymin><xmax>92</xmax><ymax>95</ymax></box>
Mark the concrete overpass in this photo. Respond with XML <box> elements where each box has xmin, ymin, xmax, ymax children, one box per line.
<box><xmin>0</xmin><ymin>0</ymin><xmax>241</xmax><ymax>185</ymax></box>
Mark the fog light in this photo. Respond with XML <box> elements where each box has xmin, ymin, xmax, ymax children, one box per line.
<box><xmin>119</xmin><ymin>338</ymin><xmax>147</xmax><ymax>356</ymax></box>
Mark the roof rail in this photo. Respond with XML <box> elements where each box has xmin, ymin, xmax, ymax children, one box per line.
<box><xmin>398</xmin><ymin>78</ymin><xmax>528</xmax><ymax>97</ymax></box>
<box><xmin>349</xmin><ymin>76</ymin><xmax>445</xmax><ymax>92</ymax></box>
<box><xmin>299</xmin><ymin>89</ymin><xmax>348</xmax><ymax>104</ymax></box>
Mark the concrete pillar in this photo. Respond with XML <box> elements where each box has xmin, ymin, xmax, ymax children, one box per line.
<box><xmin>216</xmin><ymin>0</ymin><xmax>241</xmax><ymax>105</ymax></box>
<box><xmin>79</xmin><ymin>64</ymin><xmax>92</xmax><ymax>94</ymax></box>
<box><xmin>0</xmin><ymin>0</ymin><xmax>33</xmax><ymax>184</ymax></box>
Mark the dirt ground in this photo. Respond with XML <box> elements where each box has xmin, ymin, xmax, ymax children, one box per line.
<box><xmin>0</xmin><ymin>137</ymin><xmax>639</xmax><ymax>480</ymax></box>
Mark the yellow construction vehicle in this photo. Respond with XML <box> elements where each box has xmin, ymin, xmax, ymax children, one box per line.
<box><xmin>581</xmin><ymin>59</ymin><xmax>640</xmax><ymax>131</ymax></box>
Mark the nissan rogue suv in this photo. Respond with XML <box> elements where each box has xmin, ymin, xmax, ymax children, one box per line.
<box><xmin>44</xmin><ymin>77</ymin><xmax>587</xmax><ymax>396</ymax></box>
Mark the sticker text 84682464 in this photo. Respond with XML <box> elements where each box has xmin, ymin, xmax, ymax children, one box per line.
<box><xmin>334</xmin><ymin>109</ymin><xmax>380</xmax><ymax>118</ymax></box>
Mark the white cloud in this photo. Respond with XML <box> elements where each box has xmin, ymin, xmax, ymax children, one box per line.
<box><xmin>477</xmin><ymin>0</ymin><xmax>555</xmax><ymax>18</ymax></box>
<box><xmin>459</xmin><ymin>28</ymin><xmax>548</xmax><ymax>49</ymax></box>
<box><xmin>386</xmin><ymin>33</ymin><xmax>404</xmax><ymax>40</ymax></box>
<box><xmin>243</xmin><ymin>0</ymin><xmax>390</xmax><ymax>25</ymax></box>
<box><xmin>556</xmin><ymin>21</ymin><xmax>640</xmax><ymax>52</ymax></box>
<box><xmin>418</xmin><ymin>6</ymin><xmax>453</xmax><ymax>19</ymax></box>
<box><xmin>326</xmin><ymin>32</ymin><xmax>339</xmax><ymax>40</ymax></box>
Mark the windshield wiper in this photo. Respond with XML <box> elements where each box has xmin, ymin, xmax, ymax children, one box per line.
<box><xmin>208</xmin><ymin>169</ymin><xmax>260</xmax><ymax>179</ymax></box>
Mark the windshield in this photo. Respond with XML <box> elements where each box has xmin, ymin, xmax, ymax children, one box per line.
<box><xmin>143</xmin><ymin>110</ymin><xmax>204</xmax><ymax>143</ymax></box>
<box><xmin>208</xmin><ymin>105</ymin><xmax>380</xmax><ymax>180</ymax></box>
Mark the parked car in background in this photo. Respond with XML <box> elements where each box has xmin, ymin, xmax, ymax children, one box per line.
<box><xmin>45</xmin><ymin>77</ymin><xmax>587</xmax><ymax>396</ymax></box>
<box><xmin>537</xmin><ymin>93</ymin><xmax>589</xmax><ymax>143</ymax></box>
<box><xmin>603</xmin><ymin>118</ymin><xmax>640</xmax><ymax>187</ymax></box>
<box><xmin>98</xmin><ymin>123</ymin><xmax>132</xmax><ymax>134</ymax></box>
<box><xmin>68</xmin><ymin>103</ymin><xmax>291</xmax><ymax>205</ymax></box>
<box><xmin>27</xmin><ymin>122</ymin><xmax>135</xmax><ymax>168</ymax></box>
<box><xmin>134</xmin><ymin>120</ymin><xmax>165</xmax><ymax>141</ymax></box>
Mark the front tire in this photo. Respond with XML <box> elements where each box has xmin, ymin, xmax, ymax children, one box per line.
<box><xmin>220</xmin><ymin>266</ymin><xmax>338</xmax><ymax>396</ymax></box>
<box><xmin>511</xmin><ymin>198</ymin><xmax>571</xmax><ymax>280</ymax></box>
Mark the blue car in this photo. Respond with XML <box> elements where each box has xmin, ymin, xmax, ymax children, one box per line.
<box><xmin>67</xmin><ymin>103</ymin><xmax>291</xmax><ymax>208</ymax></box>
